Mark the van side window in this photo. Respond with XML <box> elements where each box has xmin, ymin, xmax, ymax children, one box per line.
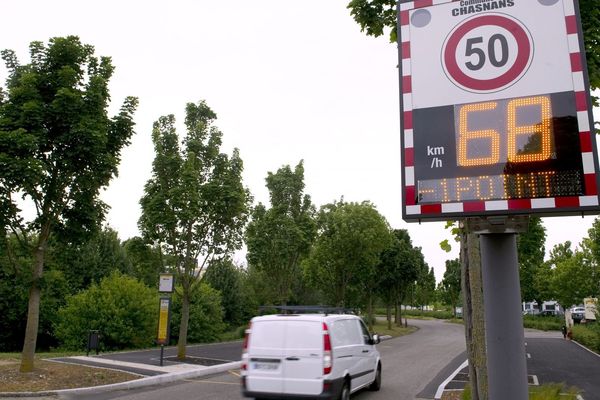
<box><xmin>359</xmin><ymin>320</ymin><xmax>372</xmax><ymax>344</ymax></box>
<box><xmin>331</xmin><ymin>319</ymin><xmax>362</xmax><ymax>346</ymax></box>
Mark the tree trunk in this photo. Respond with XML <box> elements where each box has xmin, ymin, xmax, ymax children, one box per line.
<box><xmin>21</xmin><ymin>286</ymin><xmax>41</xmax><ymax>372</ymax></box>
<box><xmin>177</xmin><ymin>287</ymin><xmax>190</xmax><ymax>359</ymax></box>
<box><xmin>20</xmin><ymin>223</ymin><xmax>51</xmax><ymax>372</ymax></box>
<box><xmin>387</xmin><ymin>304</ymin><xmax>392</xmax><ymax>330</ymax></box>
<box><xmin>461</xmin><ymin>227</ymin><xmax>488</xmax><ymax>400</ymax></box>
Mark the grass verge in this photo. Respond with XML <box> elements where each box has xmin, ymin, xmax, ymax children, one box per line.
<box><xmin>371</xmin><ymin>320</ymin><xmax>418</xmax><ymax>338</ymax></box>
<box><xmin>456</xmin><ymin>383</ymin><xmax>580</xmax><ymax>400</ymax></box>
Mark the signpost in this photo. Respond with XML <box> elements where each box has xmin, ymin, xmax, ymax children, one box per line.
<box><xmin>398</xmin><ymin>0</ymin><xmax>599</xmax><ymax>398</ymax></box>
<box><xmin>157</xmin><ymin>273</ymin><xmax>174</xmax><ymax>366</ymax></box>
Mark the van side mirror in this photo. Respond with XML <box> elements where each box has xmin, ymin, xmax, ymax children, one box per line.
<box><xmin>371</xmin><ymin>334</ymin><xmax>380</xmax><ymax>345</ymax></box>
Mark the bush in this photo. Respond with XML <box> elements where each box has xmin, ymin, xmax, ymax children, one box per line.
<box><xmin>572</xmin><ymin>323</ymin><xmax>600</xmax><ymax>353</ymax></box>
<box><xmin>522</xmin><ymin>315</ymin><xmax>563</xmax><ymax>331</ymax></box>
<box><xmin>219</xmin><ymin>324</ymin><xmax>248</xmax><ymax>342</ymax></box>
<box><xmin>403</xmin><ymin>309</ymin><xmax>454</xmax><ymax>320</ymax></box>
<box><xmin>55</xmin><ymin>272</ymin><xmax>158</xmax><ymax>351</ymax></box>
<box><xmin>170</xmin><ymin>283</ymin><xmax>226</xmax><ymax>344</ymax></box>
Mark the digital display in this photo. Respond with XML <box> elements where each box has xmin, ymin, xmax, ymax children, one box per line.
<box><xmin>412</xmin><ymin>91</ymin><xmax>584</xmax><ymax>204</ymax></box>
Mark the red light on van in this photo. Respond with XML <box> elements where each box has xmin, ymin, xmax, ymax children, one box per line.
<box><xmin>241</xmin><ymin>322</ymin><xmax>252</xmax><ymax>371</ymax></box>
<box><xmin>322</xmin><ymin>322</ymin><xmax>332</xmax><ymax>375</ymax></box>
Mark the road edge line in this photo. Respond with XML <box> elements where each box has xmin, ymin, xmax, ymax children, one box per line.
<box><xmin>571</xmin><ymin>340</ymin><xmax>600</xmax><ymax>358</ymax></box>
<box><xmin>434</xmin><ymin>359</ymin><xmax>468</xmax><ymax>400</ymax></box>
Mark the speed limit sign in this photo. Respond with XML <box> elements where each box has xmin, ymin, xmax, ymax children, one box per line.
<box><xmin>398</xmin><ymin>0</ymin><xmax>600</xmax><ymax>222</ymax></box>
<box><xmin>442</xmin><ymin>13</ymin><xmax>533</xmax><ymax>93</ymax></box>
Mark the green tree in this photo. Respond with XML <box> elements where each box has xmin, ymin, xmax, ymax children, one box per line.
<box><xmin>170</xmin><ymin>283</ymin><xmax>226</xmax><ymax>344</ymax></box>
<box><xmin>347</xmin><ymin>0</ymin><xmax>600</xmax><ymax>94</ymax></box>
<box><xmin>533</xmin><ymin>262</ymin><xmax>555</xmax><ymax>306</ymax></box>
<box><xmin>377</xmin><ymin>229</ymin><xmax>419</xmax><ymax>329</ymax></box>
<box><xmin>584</xmin><ymin>218</ymin><xmax>600</xmax><ymax>285</ymax></box>
<box><xmin>305</xmin><ymin>201</ymin><xmax>390</xmax><ymax>314</ymax></box>
<box><xmin>0</xmin><ymin>36</ymin><xmax>137</xmax><ymax>371</ymax></box>
<box><xmin>123</xmin><ymin>237</ymin><xmax>165</xmax><ymax>288</ymax></box>
<box><xmin>55</xmin><ymin>271</ymin><xmax>156</xmax><ymax>351</ymax></box>
<box><xmin>243</xmin><ymin>263</ymin><xmax>273</xmax><ymax>312</ymax></box>
<box><xmin>548</xmin><ymin>241</ymin><xmax>574</xmax><ymax>265</ymax></box>
<box><xmin>551</xmin><ymin>250</ymin><xmax>595</xmax><ymax>308</ymax></box>
<box><xmin>245</xmin><ymin>161</ymin><xmax>316</xmax><ymax>305</ymax></box>
<box><xmin>440</xmin><ymin>258</ymin><xmax>462</xmax><ymax>318</ymax></box>
<box><xmin>52</xmin><ymin>227</ymin><xmax>131</xmax><ymax>291</ymax></box>
<box><xmin>352</xmin><ymin>209</ymin><xmax>391</xmax><ymax>330</ymax></box>
<box><xmin>204</xmin><ymin>258</ymin><xmax>246</xmax><ymax>327</ymax></box>
<box><xmin>518</xmin><ymin>217</ymin><xmax>547</xmax><ymax>306</ymax></box>
<box><xmin>415</xmin><ymin>264</ymin><xmax>436</xmax><ymax>309</ymax></box>
<box><xmin>139</xmin><ymin>101</ymin><xmax>250</xmax><ymax>359</ymax></box>
<box><xmin>579</xmin><ymin>0</ymin><xmax>600</xmax><ymax>94</ymax></box>
<box><xmin>581</xmin><ymin>236</ymin><xmax>600</xmax><ymax>299</ymax></box>
<box><xmin>533</xmin><ymin>241</ymin><xmax>574</xmax><ymax>306</ymax></box>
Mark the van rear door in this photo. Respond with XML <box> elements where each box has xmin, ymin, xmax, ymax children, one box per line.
<box><xmin>282</xmin><ymin>320</ymin><xmax>323</xmax><ymax>395</ymax></box>
<box><xmin>246</xmin><ymin>320</ymin><xmax>286</xmax><ymax>394</ymax></box>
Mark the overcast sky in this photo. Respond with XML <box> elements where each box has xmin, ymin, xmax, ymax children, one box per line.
<box><xmin>3</xmin><ymin>0</ymin><xmax>599</xmax><ymax>282</ymax></box>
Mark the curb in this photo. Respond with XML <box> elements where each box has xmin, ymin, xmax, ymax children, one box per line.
<box><xmin>434</xmin><ymin>359</ymin><xmax>468</xmax><ymax>400</ymax></box>
<box><xmin>0</xmin><ymin>361</ymin><xmax>243</xmax><ymax>398</ymax></box>
<box><xmin>0</xmin><ymin>336</ymin><xmax>393</xmax><ymax>397</ymax></box>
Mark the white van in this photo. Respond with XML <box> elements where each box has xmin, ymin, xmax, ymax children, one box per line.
<box><xmin>241</xmin><ymin>311</ymin><xmax>381</xmax><ymax>399</ymax></box>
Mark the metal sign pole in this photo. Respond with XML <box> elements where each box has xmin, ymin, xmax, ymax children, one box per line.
<box><xmin>480</xmin><ymin>232</ymin><xmax>528</xmax><ymax>400</ymax></box>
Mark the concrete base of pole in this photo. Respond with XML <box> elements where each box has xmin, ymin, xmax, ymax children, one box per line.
<box><xmin>480</xmin><ymin>233</ymin><xmax>528</xmax><ymax>400</ymax></box>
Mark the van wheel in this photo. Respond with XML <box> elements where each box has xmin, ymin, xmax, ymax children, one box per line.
<box><xmin>339</xmin><ymin>380</ymin><xmax>350</xmax><ymax>400</ymax></box>
<box><xmin>369</xmin><ymin>364</ymin><xmax>381</xmax><ymax>391</ymax></box>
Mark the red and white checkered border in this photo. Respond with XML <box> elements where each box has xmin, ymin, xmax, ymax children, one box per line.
<box><xmin>400</xmin><ymin>0</ymin><xmax>599</xmax><ymax>218</ymax></box>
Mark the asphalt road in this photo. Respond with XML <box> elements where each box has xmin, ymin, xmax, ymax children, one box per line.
<box><xmin>427</xmin><ymin>329</ymin><xmax>600</xmax><ymax>400</ymax></box>
<box><xmin>526</xmin><ymin>336</ymin><xmax>600</xmax><ymax>400</ymax></box>
<box><xmin>56</xmin><ymin>318</ymin><xmax>467</xmax><ymax>400</ymax></box>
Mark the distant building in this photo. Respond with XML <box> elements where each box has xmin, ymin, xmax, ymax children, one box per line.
<box><xmin>522</xmin><ymin>301</ymin><xmax>563</xmax><ymax>315</ymax></box>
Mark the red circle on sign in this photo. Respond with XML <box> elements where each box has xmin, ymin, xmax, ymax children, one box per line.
<box><xmin>443</xmin><ymin>14</ymin><xmax>532</xmax><ymax>92</ymax></box>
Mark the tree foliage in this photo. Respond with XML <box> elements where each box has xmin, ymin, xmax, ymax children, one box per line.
<box><xmin>123</xmin><ymin>237</ymin><xmax>165</xmax><ymax>288</ymax></box>
<box><xmin>52</xmin><ymin>227</ymin><xmax>131</xmax><ymax>291</ymax></box>
<box><xmin>517</xmin><ymin>217</ymin><xmax>547</xmax><ymax>304</ymax></box>
<box><xmin>304</xmin><ymin>201</ymin><xmax>390</xmax><ymax>309</ymax></box>
<box><xmin>551</xmin><ymin>249</ymin><xmax>595</xmax><ymax>307</ymax></box>
<box><xmin>440</xmin><ymin>258</ymin><xmax>462</xmax><ymax>317</ymax></box>
<box><xmin>347</xmin><ymin>0</ymin><xmax>600</xmax><ymax>94</ymax></box>
<box><xmin>139</xmin><ymin>100</ymin><xmax>250</xmax><ymax>358</ymax></box>
<box><xmin>0</xmin><ymin>36</ymin><xmax>137</xmax><ymax>371</ymax></box>
<box><xmin>377</xmin><ymin>229</ymin><xmax>420</xmax><ymax>328</ymax></box>
<box><xmin>245</xmin><ymin>161</ymin><xmax>316</xmax><ymax>305</ymax></box>
<box><xmin>204</xmin><ymin>258</ymin><xmax>248</xmax><ymax>327</ymax></box>
<box><xmin>415</xmin><ymin>264</ymin><xmax>436</xmax><ymax>308</ymax></box>
<box><xmin>579</xmin><ymin>0</ymin><xmax>600</xmax><ymax>94</ymax></box>
<box><xmin>170</xmin><ymin>283</ymin><xmax>226</xmax><ymax>344</ymax></box>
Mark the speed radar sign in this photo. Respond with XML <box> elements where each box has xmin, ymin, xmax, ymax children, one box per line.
<box><xmin>398</xmin><ymin>0</ymin><xmax>600</xmax><ymax>222</ymax></box>
<box><xmin>442</xmin><ymin>13</ymin><xmax>533</xmax><ymax>93</ymax></box>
